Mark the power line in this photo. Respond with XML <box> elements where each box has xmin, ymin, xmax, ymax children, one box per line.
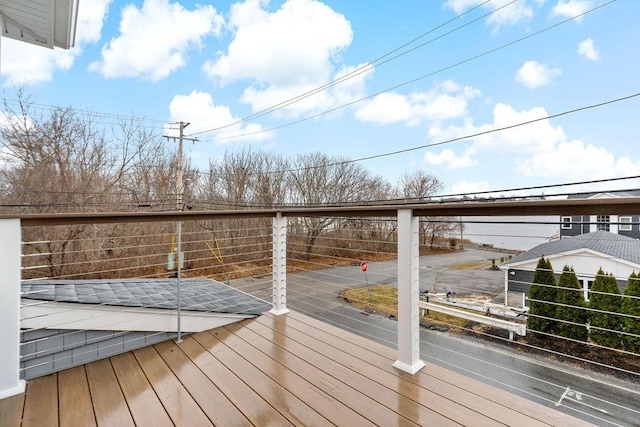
<box><xmin>194</xmin><ymin>0</ymin><xmax>616</xmax><ymax>143</ymax></box>
<box><xmin>187</xmin><ymin>0</ymin><xmax>502</xmax><ymax>136</ymax></box>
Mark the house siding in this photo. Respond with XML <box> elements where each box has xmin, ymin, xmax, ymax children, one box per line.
<box><xmin>507</xmin><ymin>268</ymin><xmax>628</xmax><ymax>307</ymax></box>
<box><xmin>560</xmin><ymin>215</ymin><xmax>594</xmax><ymax>238</ymax></box>
<box><xmin>20</xmin><ymin>329</ymin><xmax>177</xmax><ymax>380</ymax></box>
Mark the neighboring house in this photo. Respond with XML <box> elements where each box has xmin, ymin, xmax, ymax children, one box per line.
<box><xmin>501</xmin><ymin>230</ymin><xmax>640</xmax><ymax>306</ymax></box>
<box><xmin>20</xmin><ymin>278</ymin><xmax>270</xmax><ymax>379</ymax></box>
<box><xmin>560</xmin><ymin>191</ymin><xmax>640</xmax><ymax>239</ymax></box>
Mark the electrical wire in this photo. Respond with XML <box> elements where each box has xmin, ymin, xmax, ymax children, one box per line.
<box><xmin>194</xmin><ymin>1</ymin><xmax>617</xmax><ymax>143</ymax></box>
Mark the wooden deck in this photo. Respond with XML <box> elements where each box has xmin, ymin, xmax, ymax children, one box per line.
<box><xmin>1</xmin><ymin>310</ymin><xmax>594</xmax><ymax>426</ymax></box>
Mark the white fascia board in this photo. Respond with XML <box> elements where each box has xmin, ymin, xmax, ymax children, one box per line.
<box><xmin>21</xmin><ymin>301</ymin><xmax>255</xmax><ymax>333</ymax></box>
<box><xmin>0</xmin><ymin>0</ymin><xmax>78</xmax><ymax>49</ymax></box>
<box><xmin>54</xmin><ymin>0</ymin><xmax>78</xmax><ymax>49</ymax></box>
<box><xmin>504</xmin><ymin>248</ymin><xmax>640</xmax><ymax>278</ymax></box>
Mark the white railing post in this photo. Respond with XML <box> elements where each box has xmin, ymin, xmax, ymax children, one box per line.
<box><xmin>393</xmin><ymin>209</ymin><xmax>425</xmax><ymax>375</ymax></box>
<box><xmin>271</xmin><ymin>212</ymin><xmax>289</xmax><ymax>315</ymax></box>
<box><xmin>0</xmin><ymin>219</ymin><xmax>26</xmax><ymax>399</ymax></box>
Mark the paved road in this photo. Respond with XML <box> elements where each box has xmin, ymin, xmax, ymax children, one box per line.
<box><xmin>232</xmin><ymin>249</ymin><xmax>640</xmax><ymax>426</ymax></box>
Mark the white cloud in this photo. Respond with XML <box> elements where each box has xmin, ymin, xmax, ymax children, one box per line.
<box><xmin>90</xmin><ymin>0</ymin><xmax>223</xmax><ymax>81</ymax></box>
<box><xmin>551</xmin><ymin>0</ymin><xmax>592</xmax><ymax>21</ymax></box>
<box><xmin>515</xmin><ymin>60</ymin><xmax>562</xmax><ymax>89</ymax></box>
<box><xmin>203</xmin><ymin>0</ymin><xmax>355</xmax><ymax>116</ymax></box>
<box><xmin>76</xmin><ymin>0</ymin><xmax>113</xmax><ymax>45</ymax></box>
<box><xmin>429</xmin><ymin>103</ymin><xmax>564</xmax><ymax>156</ymax></box>
<box><xmin>444</xmin><ymin>0</ymin><xmax>541</xmax><ymax>30</ymax></box>
<box><xmin>166</xmin><ymin>90</ymin><xmax>273</xmax><ymax>143</ymax></box>
<box><xmin>1</xmin><ymin>0</ymin><xmax>111</xmax><ymax>86</ymax></box>
<box><xmin>577</xmin><ymin>38</ymin><xmax>600</xmax><ymax>61</ymax></box>
<box><xmin>429</xmin><ymin>101</ymin><xmax>639</xmax><ymax>183</ymax></box>
<box><xmin>424</xmin><ymin>148</ymin><xmax>476</xmax><ymax>169</ymax></box>
<box><xmin>355</xmin><ymin>80</ymin><xmax>480</xmax><ymax>126</ymax></box>
<box><xmin>515</xmin><ymin>139</ymin><xmax>640</xmax><ymax>181</ymax></box>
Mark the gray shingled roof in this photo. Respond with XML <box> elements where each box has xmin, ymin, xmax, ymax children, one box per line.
<box><xmin>504</xmin><ymin>230</ymin><xmax>640</xmax><ymax>266</ymax></box>
<box><xmin>567</xmin><ymin>190</ymin><xmax>640</xmax><ymax>199</ymax></box>
<box><xmin>21</xmin><ymin>278</ymin><xmax>270</xmax><ymax>316</ymax></box>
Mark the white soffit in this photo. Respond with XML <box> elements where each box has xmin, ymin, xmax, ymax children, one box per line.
<box><xmin>0</xmin><ymin>0</ymin><xmax>78</xmax><ymax>49</ymax></box>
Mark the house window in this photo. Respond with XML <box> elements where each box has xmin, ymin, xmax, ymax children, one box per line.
<box><xmin>597</xmin><ymin>215</ymin><xmax>610</xmax><ymax>231</ymax></box>
<box><xmin>620</xmin><ymin>216</ymin><xmax>632</xmax><ymax>231</ymax></box>
<box><xmin>561</xmin><ymin>216</ymin><xmax>572</xmax><ymax>229</ymax></box>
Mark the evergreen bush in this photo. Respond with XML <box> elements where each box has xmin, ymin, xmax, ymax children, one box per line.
<box><xmin>622</xmin><ymin>272</ymin><xmax>640</xmax><ymax>353</ymax></box>
<box><xmin>527</xmin><ymin>257</ymin><xmax>557</xmax><ymax>333</ymax></box>
<box><xmin>555</xmin><ymin>265</ymin><xmax>588</xmax><ymax>341</ymax></box>
<box><xmin>589</xmin><ymin>269</ymin><xmax>623</xmax><ymax>349</ymax></box>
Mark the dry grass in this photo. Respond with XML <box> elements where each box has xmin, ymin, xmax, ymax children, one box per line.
<box><xmin>448</xmin><ymin>260</ymin><xmax>493</xmax><ymax>270</ymax></box>
<box><xmin>341</xmin><ymin>285</ymin><xmax>468</xmax><ymax>328</ymax></box>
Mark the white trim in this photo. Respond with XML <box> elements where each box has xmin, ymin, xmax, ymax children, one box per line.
<box><xmin>619</xmin><ymin>216</ymin><xmax>632</xmax><ymax>231</ymax></box>
<box><xmin>395</xmin><ymin>209</ymin><xmax>424</xmax><ymax>375</ymax></box>
<box><xmin>505</xmin><ymin>247</ymin><xmax>640</xmax><ymax>270</ymax></box>
<box><xmin>21</xmin><ymin>301</ymin><xmax>254</xmax><ymax>333</ymax></box>
<box><xmin>561</xmin><ymin>216</ymin><xmax>572</xmax><ymax>229</ymax></box>
<box><xmin>0</xmin><ymin>380</ymin><xmax>25</xmax><ymax>399</ymax></box>
<box><xmin>0</xmin><ymin>219</ymin><xmax>22</xmax><ymax>399</ymax></box>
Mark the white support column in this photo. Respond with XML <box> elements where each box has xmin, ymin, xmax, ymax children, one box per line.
<box><xmin>271</xmin><ymin>212</ymin><xmax>289</xmax><ymax>316</ymax></box>
<box><xmin>393</xmin><ymin>209</ymin><xmax>425</xmax><ymax>375</ymax></box>
<box><xmin>0</xmin><ymin>219</ymin><xmax>26</xmax><ymax>399</ymax></box>
<box><xmin>504</xmin><ymin>269</ymin><xmax>509</xmax><ymax>306</ymax></box>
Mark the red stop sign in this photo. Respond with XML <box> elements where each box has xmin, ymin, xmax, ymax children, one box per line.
<box><xmin>360</xmin><ymin>261</ymin><xmax>367</xmax><ymax>273</ymax></box>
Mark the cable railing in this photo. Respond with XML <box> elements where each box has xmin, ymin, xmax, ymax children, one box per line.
<box><xmin>1</xmin><ymin>198</ymin><xmax>640</xmax><ymax>425</ymax></box>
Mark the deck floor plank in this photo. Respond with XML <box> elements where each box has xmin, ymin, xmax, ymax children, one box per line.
<box><xmin>85</xmin><ymin>359</ymin><xmax>135</xmax><ymax>427</ymax></box>
<box><xmin>180</xmin><ymin>334</ymin><xmax>295</xmax><ymax>427</ymax></box>
<box><xmin>253</xmin><ymin>315</ymin><xmax>524</xmax><ymax>426</ymax></box>
<box><xmin>210</xmin><ymin>325</ymin><xmax>376</xmax><ymax>427</ymax></box>
<box><xmin>132</xmin><ymin>345</ymin><xmax>213</xmax><ymax>427</ymax></box>
<box><xmin>21</xmin><ymin>374</ymin><xmax>57</xmax><ymax>427</ymax></box>
<box><xmin>0</xmin><ymin>391</ymin><xmax>25</xmax><ymax>427</ymax></box>
<box><xmin>57</xmin><ymin>366</ymin><xmax>96</xmax><ymax>427</ymax></box>
<box><xmin>277</xmin><ymin>311</ymin><xmax>595</xmax><ymax>427</ymax></box>
<box><xmin>2</xmin><ymin>311</ymin><xmax>598</xmax><ymax>427</ymax></box>
<box><xmin>197</xmin><ymin>329</ymin><xmax>333</xmax><ymax>426</ymax></box>
<box><xmin>214</xmin><ymin>322</ymin><xmax>420</xmax><ymax>427</ymax></box>
<box><xmin>227</xmin><ymin>320</ymin><xmax>463</xmax><ymax>427</ymax></box>
<box><xmin>110</xmin><ymin>352</ymin><xmax>173</xmax><ymax>427</ymax></box>
<box><xmin>154</xmin><ymin>339</ymin><xmax>253</xmax><ymax>427</ymax></box>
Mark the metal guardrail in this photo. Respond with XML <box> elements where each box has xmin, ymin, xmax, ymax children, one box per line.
<box><xmin>420</xmin><ymin>301</ymin><xmax>526</xmax><ymax>340</ymax></box>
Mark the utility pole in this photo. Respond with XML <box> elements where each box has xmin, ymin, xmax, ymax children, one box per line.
<box><xmin>162</xmin><ymin>121</ymin><xmax>197</xmax><ymax>344</ymax></box>
<box><xmin>177</xmin><ymin>121</ymin><xmax>188</xmax><ymax>211</ymax></box>
<box><xmin>164</xmin><ymin>121</ymin><xmax>197</xmax><ymax>211</ymax></box>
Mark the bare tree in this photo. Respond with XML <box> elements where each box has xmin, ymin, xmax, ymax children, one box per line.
<box><xmin>287</xmin><ymin>152</ymin><xmax>377</xmax><ymax>258</ymax></box>
<box><xmin>397</xmin><ymin>170</ymin><xmax>459</xmax><ymax>248</ymax></box>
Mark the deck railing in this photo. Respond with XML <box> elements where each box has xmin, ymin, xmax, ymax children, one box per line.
<box><xmin>2</xmin><ymin>197</ymin><xmax>640</xmax><ymax>403</ymax></box>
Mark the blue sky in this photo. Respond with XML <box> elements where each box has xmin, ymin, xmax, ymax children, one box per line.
<box><xmin>2</xmin><ymin>0</ymin><xmax>639</xmax><ymax>197</ymax></box>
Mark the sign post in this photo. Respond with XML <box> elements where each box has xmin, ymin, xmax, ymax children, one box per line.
<box><xmin>360</xmin><ymin>261</ymin><xmax>372</xmax><ymax>303</ymax></box>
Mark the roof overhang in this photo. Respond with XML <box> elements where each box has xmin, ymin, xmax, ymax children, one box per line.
<box><xmin>0</xmin><ymin>0</ymin><xmax>79</xmax><ymax>49</ymax></box>
<box><xmin>21</xmin><ymin>300</ymin><xmax>256</xmax><ymax>333</ymax></box>
<box><xmin>501</xmin><ymin>247</ymin><xmax>640</xmax><ymax>278</ymax></box>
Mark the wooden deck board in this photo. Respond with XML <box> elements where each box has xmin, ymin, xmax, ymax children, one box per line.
<box><xmin>209</xmin><ymin>326</ymin><xmax>378</xmax><ymax>427</ymax></box>
<box><xmin>278</xmin><ymin>311</ymin><xmax>594</xmax><ymax>427</ymax></box>
<box><xmin>85</xmin><ymin>359</ymin><xmax>135</xmax><ymax>427</ymax></box>
<box><xmin>110</xmin><ymin>352</ymin><xmax>173</xmax><ymax>427</ymax></box>
<box><xmin>227</xmin><ymin>320</ymin><xmax>462</xmax><ymax>426</ymax></box>
<box><xmin>253</xmin><ymin>313</ymin><xmax>539</xmax><ymax>426</ymax></box>
<box><xmin>179</xmin><ymin>334</ymin><xmax>294</xmax><ymax>426</ymax></box>
<box><xmin>0</xmin><ymin>311</ymin><xmax>596</xmax><ymax>427</ymax></box>
<box><xmin>22</xmin><ymin>374</ymin><xmax>57</xmax><ymax>427</ymax></box>
<box><xmin>58</xmin><ymin>366</ymin><xmax>96</xmax><ymax>427</ymax></box>
<box><xmin>132</xmin><ymin>345</ymin><xmax>213</xmax><ymax>426</ymax></box>
<box><xmin>0</xmin><ymin>391</ymin><xmax>24</xmax><ymax>427</ymax></box>
<box><xmin>154</xmin><ymin>339</ymin><xmax>253</xmax><ymax>427</ymax></box>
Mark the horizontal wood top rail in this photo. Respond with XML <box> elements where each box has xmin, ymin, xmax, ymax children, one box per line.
<box><xmin>4</xmin><ymin>197</ymin><xmax>640</xmax><ymax>226</ymax></box>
